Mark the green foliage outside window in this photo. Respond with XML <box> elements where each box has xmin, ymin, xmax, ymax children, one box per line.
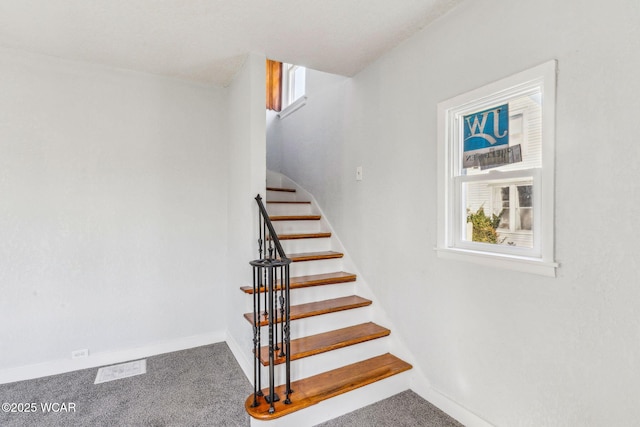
<box><xmin>467</xmin><ymin>206</ymin><xmax>501</xmax><ymax>244</ymax></box>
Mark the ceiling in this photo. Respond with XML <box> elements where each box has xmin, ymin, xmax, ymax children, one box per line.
<box><xmin>0</xmin><ymin>0</ymin><xmax>463</xmax><ymax>86</ymax></box>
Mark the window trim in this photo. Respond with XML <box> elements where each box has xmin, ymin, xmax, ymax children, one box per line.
<box><xmin>436</xmin><ymin>60</ymin><xmax>558</xmax><ymax>277</ymax></box>
<box><xmin>277</xmin><ymin>63</ymin><xmax>307</xmax><ymax>119</ymax></box>
<box><xmin>454</xmin><ymin>169</ymin><xmax>541</xmax><ymax>258</ymax></box>
<box><xmin>277</xmin><ymin>95</ymin><xmax>307</xmax><ymax>119</ymax></box>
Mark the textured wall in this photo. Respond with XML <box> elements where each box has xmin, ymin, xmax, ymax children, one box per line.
<box><xmin>0</xmin><ymin>48</ymin><xmax>228</xmax><ymax>373</ymax></box>
<box><xmin>268</xmin><ymin>0</ymin><xmax>640</xmax><ymax>425</ymax></box>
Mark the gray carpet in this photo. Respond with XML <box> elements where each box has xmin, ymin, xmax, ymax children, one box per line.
<box><xmin>0</xmin><ymin>343</ymin><xmax>252</xmax><ymax>426</ymax></box>
<box><xmin>0</xmin><ymin>343</ymin><xmax>463</xmax><ymax>426</ymax></box>
<box><xmin>315</xmin><ymin>390</ymin><xmax>463</xmax><ymax>427</ymax></box>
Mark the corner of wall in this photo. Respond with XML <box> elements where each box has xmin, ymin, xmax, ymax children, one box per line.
<box><xmin>224</xmin><ymin>52</ymin><xmax>267</xmax><ymax>376</ymax></box>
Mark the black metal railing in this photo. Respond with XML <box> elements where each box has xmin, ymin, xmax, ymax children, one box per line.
<box><xmin>250</xmin><ymin>194</ymin><xmax>292</xmax><ymax>414</ymax></box>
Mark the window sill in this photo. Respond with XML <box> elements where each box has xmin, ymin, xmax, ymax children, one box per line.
<box><xmin>436</xmin><ymin>247</ymin><xmax>558</xmax><ymax>277</ymax></box>
<box><xmin>278</xmin><ymin>96</ymin><xmax>307</xmax><ymax>119</ymax></box>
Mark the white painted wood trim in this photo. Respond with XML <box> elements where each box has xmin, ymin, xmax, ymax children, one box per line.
<box><xmin>225</xmin><ymin>329</ymin><xmax>253</xmax><ymax>382</ymax></box>
<box><xmin>411</xmin><ymin>379</ymin><xmax>496</xmax><ymax>427</ymax></box>
<box><xmin>277</xmin><ymin>96</ymin><xmax>307</xmax><ymax>119</ymax></box>
<box><xmin>0</xmin><ymin>331</ymin><xmax>225</xmax><ymax>385</ymax></box>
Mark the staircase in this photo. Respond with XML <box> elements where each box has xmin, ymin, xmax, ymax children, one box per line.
<box><xmin>242</xmin><ymin>178</ymin><xmax>412</xmax><ymax>426</ymax></box>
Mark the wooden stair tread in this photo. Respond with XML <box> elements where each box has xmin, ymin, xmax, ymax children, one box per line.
<box><xmin>240</xmin><ymin>271</ymin><xmax>357</xmax><ymax>294</ymax></box>
<box><xmin>277</xmin><ymin>232</ymin><xmax>331</xmax><ymax>240</ymax></box>
<box><xmin>243</xmin><ymin>295</ymin><xmax>371</xmax><ymax>326</ymax></box>
<box><xmin>267</xmin><ymin>187</ymin><xmax>296</xmax><ymax>192</ymax></box>
<box><xmin>288</xmin><ymin>251</ymin><xmax>343</xmax><ymax>262</ymax></box>
<box><xmin>245</xmin><ymin>353</ymin><xmax>412</xmax><ymax>420</ymax></box>
<box><xmin>266</xmin><ymin>201</ymin><xmax>310</xmax><ymax>204</ymax></box>
<box><xmin>290</xmin><ymin>271</ymin><xmax>356</xmax><ymax>287</ymax></box>
<box><xmin>269</xmin><ymin>215</ymin><xmax>321</xmax><ymax>221</ymax></box>
<box><xmin>257</xmin><ymin>322</ymin><xmax>390</xmax><ymax>366</ymax></box>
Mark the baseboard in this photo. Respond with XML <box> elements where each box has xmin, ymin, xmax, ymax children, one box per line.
<box><xmin>0</xmin><ymin>331</ymin><xmax>226</xmax><ymax>385</ymax></box>
<box><xmin>225</xmin><ymin>330</ymin><xmax>253</xmax><ymax>382</ymax></box>
<box><xmin>410</xmin><ymin>376</ymin><xmax>494</xmax><ymax>427</ymax></box>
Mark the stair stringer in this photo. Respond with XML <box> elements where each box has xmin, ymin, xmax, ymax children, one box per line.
<box><xmin>258</xmin><ymin>171</ymin><xmax>433</xmax><ymax>426</ymax></box>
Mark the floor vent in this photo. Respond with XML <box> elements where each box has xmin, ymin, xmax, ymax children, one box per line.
<box><xmin>94</xmin><ymin>359</ymin><xmax>147</xmax><ymax>384</ymax></box>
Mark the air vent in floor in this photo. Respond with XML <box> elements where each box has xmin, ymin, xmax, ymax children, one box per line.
<box><xmin>94</xmin><ymin>359</ymin><xmax>147</xmax><ymax>384</ymax></box>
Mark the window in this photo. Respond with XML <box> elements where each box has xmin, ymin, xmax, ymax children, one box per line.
<box><xmin>284</xmin><ymin>63</ymin><xmax>306</xmax><ymax>106</ymax></box>
<box><xmin>278</xmin><ymin>63</ymin><xmax>306</xmax><ymax>118</ymax></box>
<box><xmin>437</xmin><ymin>61</ymin><xmax>558</xmax><ymax>276</ymax></box>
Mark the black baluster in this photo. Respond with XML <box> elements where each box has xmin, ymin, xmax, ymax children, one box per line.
<box><xmin>265</xmin><ymin>263</ymin><xmax>280</xmax><ymax>413</ymax></box>
<box><xmin>263</xmin><ymin>226</ymin><xmax>268</xmax><ymax>319</ymax></box>
<box><xmin>251</xmin><ymin>265</ymin><xmax>259</xmax><ymax>407</ymax></box>
<box><xmin>279</xmin><ymin>265</ymin><xmax>285</xmax><ymax>358</ymax></box>
<box><xmin>256</xmin><ymin>264</ymin><xmax>263</xmax><ymax>397</ymax></box>
<box><xmin>284</xmin><ymin>263</ymin><xmax>293</xmax><ymax>403</ymax></box>
<box><xmin>274</xmin><ymin>266</ymin><xmax>280</xmax><ymax>353</ymax></box>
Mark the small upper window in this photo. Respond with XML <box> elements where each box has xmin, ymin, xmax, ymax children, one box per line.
<box><xmin>278</xmin><ymin>63</ymin><xmax>306</xmax><ymax>118</ymax></box>
<box><xmin>265</xmin><ymin>60</ymin><xmax>306</xmax><ymax>116</ymax></box>
<box><xmin>437</xmin><ymin>60</ymin><xmax>558</xmax><ymax>276</ymax></box>
<box><xmin>283</xmin><ymin>63</ymin><xmax>306</xmax><ymax>107</ymax></box>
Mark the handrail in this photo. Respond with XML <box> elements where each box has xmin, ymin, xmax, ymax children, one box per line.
<box><xmin>249</xmin><ymin>194</ymin><xmax>292</xmax><ymax>415</ymax></box>
<box><xmin>255</xmin><ymin>194</ymin><xmax>289</xmax><ymax>262</ymax></box>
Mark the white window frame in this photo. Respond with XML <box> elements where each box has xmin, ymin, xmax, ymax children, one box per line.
<box><xmin>278</xmin><ymin>63</ymin><xmax>307</xmax><ymax>119</ymax></box>
<box><xmin>436</xmin><ymin>60</ymin><xmax>558</xmax><ymax>277</ymax></box>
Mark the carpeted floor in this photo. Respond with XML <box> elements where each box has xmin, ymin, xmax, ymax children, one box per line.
<box><xmin>316</xmin><ymin>390</ymin><xmax>463</xmax><ymax>427</ymax></box>
<box><xmin>0</xmin><ymin>343</ymin><xmax>462</xmax><ymax>426</ymax></box>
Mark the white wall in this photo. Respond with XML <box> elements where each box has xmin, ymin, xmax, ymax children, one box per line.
<box><xmin>266</xmin><ymin>109</ymin><xmax>281</xmax><ymax>172</ymax></box>
<box><xmin>268</xmin><ymin>1</ymin><xmax>640</xmax><ymax>425</ymax></box>
<box><xmin>224</xmin><ymin>53</ymin><xmax>267</xmax><ymax>376</ymax></box>
<box><xmin>267</xmin><ymin>69</ymin><xmax>351</xmax><ymax>215</ymax></box>
<box><xmin>0</xmin><ymin>48</ymin><xmax>228</xmax><ymax>381</ymax></box>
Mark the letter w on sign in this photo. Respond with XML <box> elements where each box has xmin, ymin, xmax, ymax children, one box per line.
<box><xmin>463</xmin><ymin>104</ymin><xmax>509</xmax><ymax>152</ymax></box>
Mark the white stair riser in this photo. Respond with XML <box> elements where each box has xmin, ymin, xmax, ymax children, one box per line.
<box><xmin>240</xmin><ymin>281</ymin><xmax>356</xmax><ymax>314</ymax></box>
<box><xmin>249</xmin><ymin>371</ymin><xmax>412</xmax><ymax>427</ymax></box>
<box><xmin>286</xmin><ymin>305</ymin><xmax>373</xmax><ymax>339</ymax></box>
<box><xmin>259</xmin><ymin>336</ymin><xmax>391</xmax><ymax>386</ymax></box>
<box><xmin>266</xmin><ymin>174</ymin><xmax>282</xmax><ymax>188</ymax></box>
<box><xmin>266</xmin><ymin>203</ymin><xmax>312</xmax><ymax>216</ymax></box>
<box><xmin>251</xmin><ymin>306</ymin><xmax>374</xmax><ymax>344</ymax></box>
<box><xmin>287</xmin><ymin>281</ymin><xmax>356</xmax><ymax>305</ymax></box>
<box><xmin>249</xmin><ymin>284</ymin><xmax>357</xmax><ymax>319</ymax></box>
<box><xmin>266</xmin><ymin>190</ymin><xmax>298</xmax><ymax>202</ymax></box>
<box><xmin>279</xmin><ymin>238</ymin><xmax>332</xmax><ymax>254</ymax></box>
<box><xmin>272</xmin><ymin>220</ymin><xmax>323</xmax><ymax>234</ymax></box>
<box><xmin>288</xmin><ymin>337</ymin><xmax>391</xmax><ymax>382</ymax></box>
<box><xmin>289</xmin><ymin>258</ymin><xmax>344</xmax><ymax>277</ymax></box>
